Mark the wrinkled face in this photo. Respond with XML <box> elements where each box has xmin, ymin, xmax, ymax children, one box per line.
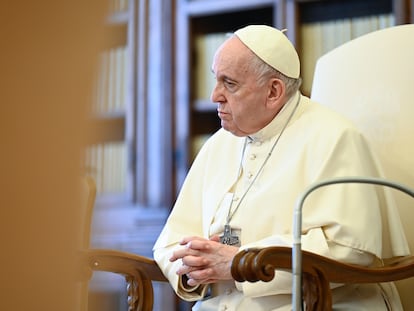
<box><xmin>211</xmin><ymin>36</ymin><xmax>280</xmax><ymax>137</ymax></box>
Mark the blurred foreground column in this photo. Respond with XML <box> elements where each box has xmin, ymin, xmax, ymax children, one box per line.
<box><xmin>0</xmin><ymin>1</ymin><xmax>106</xmax><ymax>310</ymax></box>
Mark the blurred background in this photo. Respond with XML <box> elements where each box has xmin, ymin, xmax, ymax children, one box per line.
<box><xmin>1</xmin><ymin>0</ymin><xmax>412</xmax><ymax>310</ymax></box>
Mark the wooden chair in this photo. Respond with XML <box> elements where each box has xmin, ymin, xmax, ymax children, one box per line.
<box><xmin>80</xmin><ymin>24</ymin><xmax>414</xmax><ymax>311</ymax></box>
<box><xmin>79</xmin><ymin>176</ymin><xmax>168</xmax><ymax>311</ymax></box>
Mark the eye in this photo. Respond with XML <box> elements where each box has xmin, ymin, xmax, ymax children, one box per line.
<box><xmin>224</xmin><ymin>79</ymin><xmax>237</xmax><ymax>90</ymax></box>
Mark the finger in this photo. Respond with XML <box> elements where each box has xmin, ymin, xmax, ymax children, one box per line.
<box><xmin>186</xmin><ymin>274</ymin><xmax>202</xmax><ymax>287</ymax></box>
<box><xmin>185</xmin><ymin>239</ymin><xmax>213</xmax><ymax>251</ymax></box>
<box><xmin>180</xmin><ymin>236</ymin><xmax>207</xmax><ymax>245</ymax></box>
<box><xmin>182</xmin><ymin>255</ymin><xmax>208</xmax><ymax>267</ymax></box>
<box><xmin>169</xmin><ymin>247</ymin><xmax>192</xmax><ymax>262</ymax></box>
<box><xmin>169</xmin><ymin>251</ymin><xmax>183</xmax><ymax>262</ymax></box>
<box><xmin>176</xmin><ymin>262</ymin><xmax>208</xmax><ymax>276</ymax></box>
<box><xmin>186</xmin><ymin>268</ymin><xmax>216</xmax><ymax>285</ymax></box>
<box><xmin>176</xmin><ymin>264</ymin><xmax>194</xmax><ymax>275</ymax></box>
<box><xmin>187</xmin><ymin>277</ymin><xmax>202</xmax><ymax>287</ymax></box>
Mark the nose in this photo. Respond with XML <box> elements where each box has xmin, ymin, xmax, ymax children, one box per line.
<box><xmin>210</xmin><ymin>81</ymin><xmax>223</xmax><ymax>103</ymax></box>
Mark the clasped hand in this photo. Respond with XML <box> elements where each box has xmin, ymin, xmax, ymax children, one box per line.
<box><xmin>169</xmin><ymin>235</ymin><xmax>240</xmax><ymax>286</ymax></box>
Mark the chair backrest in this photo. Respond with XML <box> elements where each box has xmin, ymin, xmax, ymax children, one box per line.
<box><xmin>310</xmin><ymin>24</ymin><xmax>414</xmax><ymax>309</ymax></box>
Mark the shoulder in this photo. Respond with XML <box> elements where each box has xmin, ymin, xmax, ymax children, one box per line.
<box><xmin>191</xmin><ymin>128</ymin><xmax>244</xmax><ymax>164</ymax></box>
<box><xmin>298</xmin><ymin>96</ymin><xmax>363</xmax><ymax>138</ymax></box>
<box><xmin>302</xmin><ymin>96</ymin><xmax>355</xmax><ymax>126</ymax></box>
<box><xmin>292</xmin><ymin>96</ymin><xmax>372</xmax><ymax>158</ymax></box>
<box><xmin>198</xmin><ymin>128</ymin><xmax>240</xmax><ymax>153</ymax></box>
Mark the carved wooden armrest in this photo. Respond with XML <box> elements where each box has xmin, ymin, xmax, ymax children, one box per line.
<box><xmin>231</xmin><ymin>246</ymin><xmax>414</xmax><ymax>311</ymax></box>
<box><xmin>81</xmin><ymin>249</ymin><xmax>167</xmax><ymax>311</ymax></box>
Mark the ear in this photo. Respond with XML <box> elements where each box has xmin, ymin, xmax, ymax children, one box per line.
<box><xmin>266</xmin><ymin>78</ymin><xmax>286</xmax><ymax>109</ymax></box>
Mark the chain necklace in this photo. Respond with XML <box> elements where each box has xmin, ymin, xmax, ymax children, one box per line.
<box><xmin>219</xmin><ymin>95</ymin><xmax>301</xmax><ymax>245</ymax></box>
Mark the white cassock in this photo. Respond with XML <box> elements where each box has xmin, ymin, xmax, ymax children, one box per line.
<box><xmin>153</xmin><ymin>92</ymin><xmax>409</xmax><ymax>311</ymax></box>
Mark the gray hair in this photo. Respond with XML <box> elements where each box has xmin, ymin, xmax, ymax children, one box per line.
<box><xmin>248</xmin><ymin>52</ymin><xmax>302</xmax><ymax>99</ymax></box>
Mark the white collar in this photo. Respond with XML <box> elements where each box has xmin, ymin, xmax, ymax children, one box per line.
<box><xmin>249</xmin><ymin>91</ymin><xmax>301</xmax><ymax>143</ymax></box>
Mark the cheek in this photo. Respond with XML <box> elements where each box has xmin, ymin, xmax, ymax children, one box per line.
<box><xmin>231</xmin><ymin>94</ymin><xmax>259</xmax><ymax>118</ymax></box>
<box><xmin>229</xmin><ymin>101</ymin><xmax>255</xmax><ymax>127</ymax></box>
<box><xmin>233</xmin><ymin>96</ymin><xmax>267</xmax><ymax>130</ymax></box>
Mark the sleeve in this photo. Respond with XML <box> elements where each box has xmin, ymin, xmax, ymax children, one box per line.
<box><xmin>153</xmin><ymin>138</ymin><xmax>213</xmax><ymax>301</ymax></box>
<box><xmin>153</xmin><ymin>242</ymin><xmax>210</xmax><ymax>301</ymax></box>
<box><xmin>305</xmin><ymin>127</ymin><xmax>409</xmax><ymax>259</ymax></box>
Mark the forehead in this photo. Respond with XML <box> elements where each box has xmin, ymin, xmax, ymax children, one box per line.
<box><xmin>212</xmin><ymin>36</ymin><xmax>253</xmax><ymax>78</ymax></box>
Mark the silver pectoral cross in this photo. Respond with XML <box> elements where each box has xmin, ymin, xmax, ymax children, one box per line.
<box><xmin>219</xmin><ymin>224</ymin><xmax>240</xmax><ymax>246</ymax></box>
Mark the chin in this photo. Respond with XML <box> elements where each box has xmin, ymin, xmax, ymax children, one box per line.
<box><xmin>221</xmin><ymin>121</ymin><xmax>246</xmax><ymax>137</ymax></box>
<box><xmin>223</xmin><ymin>127</ymin><xmax>245</xmax><ymax>137</ymax></box>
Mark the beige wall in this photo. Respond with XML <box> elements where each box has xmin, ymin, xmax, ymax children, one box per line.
<box><xmin>0</xmin><ymin>1</ymin><xmax>106</xmax><ymax>310</ymax></box>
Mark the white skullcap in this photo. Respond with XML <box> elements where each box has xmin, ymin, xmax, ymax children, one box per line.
<box><xmin>234</xmin><ymin>25</ymin><xmax>300</xmax><ymax>79</ymax></box>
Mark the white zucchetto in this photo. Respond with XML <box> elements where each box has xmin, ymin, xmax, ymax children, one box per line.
<box><xmin>234</xmin><ymin>25</ymin><xmax>300</xmax><ymax>79</ymax></box>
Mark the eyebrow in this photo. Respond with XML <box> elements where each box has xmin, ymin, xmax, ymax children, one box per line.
<box><xmin>214</xmin><ymin>72</ymin><xmax>237</xmax><ymax>82</ymax></box>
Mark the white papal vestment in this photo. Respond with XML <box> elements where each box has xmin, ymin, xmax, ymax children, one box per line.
<box><xmin>154</xmin><ymin>92</ymin><xmax>409</xmax><ymax>310</ymax></box>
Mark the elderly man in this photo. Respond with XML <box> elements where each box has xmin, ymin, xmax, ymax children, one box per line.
<box><xmin>153</xmin><ymin>25</ymin><xmax>409</xmax><ymax>310</ymax></box>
